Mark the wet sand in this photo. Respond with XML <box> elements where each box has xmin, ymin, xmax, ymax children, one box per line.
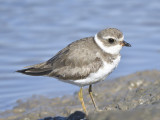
<box><xmin>0</xmin><ymin>70</ymin><xmax>160</xmax><ymax>120</ymax></box>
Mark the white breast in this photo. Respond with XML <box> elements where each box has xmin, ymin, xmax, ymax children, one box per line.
<box><xmin>64</xmin><ymin>55</ymin><xmax>121</xmax><ymax>86</ymax></box>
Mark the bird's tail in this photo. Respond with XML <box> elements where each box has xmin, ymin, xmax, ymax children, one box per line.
<box><xmin>16</xmin><ymin>63</ymin><xmax>52</xmax><ymax>76</ymax></box>
<box><xmin>16</xmin><ymin>67</ymin><xmax>52</xmax><ymax>76</ymax></box>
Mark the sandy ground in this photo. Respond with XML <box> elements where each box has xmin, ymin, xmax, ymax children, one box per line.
<box><xmin>0</xmin><ymin>70</ymin><xmax>160</xmax><ymax>120</ymax></box>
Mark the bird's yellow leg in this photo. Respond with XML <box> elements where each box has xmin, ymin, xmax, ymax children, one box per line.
<box><xmin>78</xmin><ymin>87</ymin><xmax>88</xmax><ymax>114</ymax></box>
<box><xmin>89</xmin><ymin>85</ymin><xmax>99</xmax><ymax>111</ymax></box>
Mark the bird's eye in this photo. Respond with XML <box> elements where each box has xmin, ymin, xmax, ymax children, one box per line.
<box><xmin>108</xmin><ymin>38</ymin><xmax>115</xmax><ymax>44</ymax></box>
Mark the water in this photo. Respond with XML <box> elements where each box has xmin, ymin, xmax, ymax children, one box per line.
<box><xmin>0</xmin><ymin>0</ymin><xmax>160</xmax><ymax>111</ymax></box>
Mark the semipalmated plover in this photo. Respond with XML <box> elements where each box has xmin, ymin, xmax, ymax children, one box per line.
<box><xmin>17</xmin><ymin>28</ymin><xmax>131</xmax><ymax>114</ymax></box>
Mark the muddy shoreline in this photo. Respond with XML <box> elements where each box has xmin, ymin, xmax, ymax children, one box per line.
<box><xmin>0</xmin><ymin>70</ymin><xmax>160</xmax><ymax>120</ymax></box>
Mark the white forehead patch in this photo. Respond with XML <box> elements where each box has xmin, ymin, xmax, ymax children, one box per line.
<box><xmin>94</xmin><ymin>34</ymin><xmax>122</xmax><ymax>54</ymax></box>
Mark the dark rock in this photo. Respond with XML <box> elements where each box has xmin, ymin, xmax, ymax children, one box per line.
<box><xmin>67</xmin><ymin>111</ymin><xmax>86</xmax><ymax>120</ymax></box>
<box><xmin>40</xmin><ymin>111</ymin><xmax>86</xmax><ymax>120</ymax></box>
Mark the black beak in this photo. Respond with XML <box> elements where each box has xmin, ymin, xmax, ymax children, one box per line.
<box><xmin>120</xmin><ymin>41</ymin><xmax>131</xmax><ymax>47</ymax></box>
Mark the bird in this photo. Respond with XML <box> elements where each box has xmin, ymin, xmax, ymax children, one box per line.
<box><xmin>17</xmin><ymin>28</ymin><xmax>131</xmax><ymax>114</ymax></box>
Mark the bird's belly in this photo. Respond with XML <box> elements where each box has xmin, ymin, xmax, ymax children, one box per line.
<box><xmin>63</xmin><ymin>56</ymin><xmax>121</xmax><ymax>86</ymax></box>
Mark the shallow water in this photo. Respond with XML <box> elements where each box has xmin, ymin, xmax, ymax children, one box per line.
<box><xmin>0</xmin><ymin>0</ymin><xmax>160</xmax><ymax>111</ymax></box>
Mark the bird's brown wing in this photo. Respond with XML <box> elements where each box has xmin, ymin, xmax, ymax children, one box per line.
<box><xmin>47</xmin><ymin>38</ymin><xmax>103</xmax><ymax>80</ymax></box>
<box><xmin>17</xmin><ymin>37</ymin><xmax>103</xmax><ymax>80</ymax></box>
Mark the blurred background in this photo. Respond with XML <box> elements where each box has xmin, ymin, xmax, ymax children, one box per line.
<box><xmin>0</xmin><ymin>0</ymin><xmax>160</xmax><ymax>112</ymax></box>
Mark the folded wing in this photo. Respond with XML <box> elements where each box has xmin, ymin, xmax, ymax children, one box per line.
<box><xmin>17</xmin><ymin>37</ymin><xmax>103</xmax><ymax>80</ymax></box>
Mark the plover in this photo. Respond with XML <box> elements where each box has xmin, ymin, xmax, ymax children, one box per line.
<box><xmin>17</xmin><ymin>28</ymin><xmax>131</xmax><ymax>114</ymax></box>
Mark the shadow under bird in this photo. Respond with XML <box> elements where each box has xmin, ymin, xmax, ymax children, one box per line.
<box><xmin>17</xmin><ymin>28</ymin><xmax>131</xmax><ymax>114</ymax></box>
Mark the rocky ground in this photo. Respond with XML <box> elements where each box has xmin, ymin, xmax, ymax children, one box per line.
<box><xmin>0</xmin><ymin>70</ymin><xmax>160</xmax><ymax>120</ymax></box>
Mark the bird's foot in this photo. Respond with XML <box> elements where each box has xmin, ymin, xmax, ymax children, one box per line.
<box><xmin>95</xmin><ymin>108</ymin><xmax>103</xmax><ymax>112</ymax></box>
